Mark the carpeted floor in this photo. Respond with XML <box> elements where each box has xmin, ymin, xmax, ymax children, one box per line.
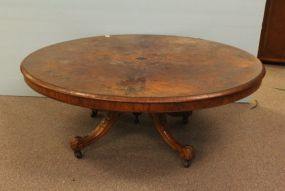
<box><xmin>0</xmin><ymin>65</ymin><xmax>284</xmax><ymax>191</ymax></box>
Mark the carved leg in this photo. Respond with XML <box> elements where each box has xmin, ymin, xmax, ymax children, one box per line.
<box><xmin>91</xmin><ymin>109</ymin><xmax>98</xmax><ymax>118</ymax></box>
<box><xmin>133</xmin><ymin>112</ymin><xmax>142</xmax><ymax>124</ymax></box>
<box><xmin>168</xmin><ymin>111</ymin><xmax>192</xmax><ymax>124</ymax></box>
<box><xmin>182</xmin><ymin>112</ymin><xmax>192</xmax><ymax>124</ymax></box>
<box><xmin>70</xmin><ymin>111</ymin><xmax>121</xmax><ymax>159</ymax></box>
<box><xmin>150</xmin><ymin>113</ymin><xmax>195</xmax><ymax>167</ymax></box>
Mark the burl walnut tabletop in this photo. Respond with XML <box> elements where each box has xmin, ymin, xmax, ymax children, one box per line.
<box><xmin>21</xmin><ymin>35</ymin><xmax>265</xmax><ymax>167</ymax></box>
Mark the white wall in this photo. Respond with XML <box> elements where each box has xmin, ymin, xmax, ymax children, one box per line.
<box><xmin>0</xmin><ymin>0</ymin><xmax>266</xmax><ymax>96</ymax></box>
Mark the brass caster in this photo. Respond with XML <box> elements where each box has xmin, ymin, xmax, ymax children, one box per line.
<box><xmin>183</xmin><ymin>159</ymin><xmax>192</xmax><ymax>168</ymax></box>
<box><xmin>74</xmin><ymin>150</ymin><xmax>83</xmax><ymax>159</ymax></box>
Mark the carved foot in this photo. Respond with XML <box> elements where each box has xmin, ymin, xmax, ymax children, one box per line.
<box><xmin>150</xmin><ymin>113</ymin><xmax>195</xmax><ymax>167</ymax></box>
<box><xmin>91</xmin><ymin>109</ymin><xmax>98</xmax><ymax>118</ymax></box>
<box><xmin>70</xmin><ymin>111</ymin><xmax>121</xmax><ymax>158</ymax></box>
<box><xmin>181</xmin><ymin>145</ymin><xmax>195</xmax><ymax>168</ymax></box>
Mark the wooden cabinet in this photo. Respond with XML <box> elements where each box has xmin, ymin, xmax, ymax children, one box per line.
<box><xmin>258</xmin><ymin>0</ymin><xmax>285</xmax><ymax>64</ymax></box>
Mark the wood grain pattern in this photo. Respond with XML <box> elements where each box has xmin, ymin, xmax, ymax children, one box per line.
<box><xmin>21</xmin><ymin>35</ymin><xmax>265</xmax><ymax>112</ymax></box>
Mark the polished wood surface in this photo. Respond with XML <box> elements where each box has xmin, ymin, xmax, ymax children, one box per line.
<box><xmin>21</xmin><ymin>35</ymin><xmax>265</xmax><ymax>112</ymax></box>
<box><xmin>258</xmin><ymin>0</ymin><xmax>285</xmax><ymax>64</ymax></box>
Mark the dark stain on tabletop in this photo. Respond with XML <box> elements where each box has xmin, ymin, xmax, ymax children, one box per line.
<box><xmin>136</xmin><ymin>57</ymin><xmax>147</xmax><ymax>61</ymax></box>
<box><xmin>118</xmin><ymin>75</ymin><xmax>146</xmax><ymax>95</ymax></box>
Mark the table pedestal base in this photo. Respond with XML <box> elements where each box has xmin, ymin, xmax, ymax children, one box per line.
<box><xmin>70</xmin><ymin>111</ymin><xmax>195</xmax><ymax>168</ymax></box>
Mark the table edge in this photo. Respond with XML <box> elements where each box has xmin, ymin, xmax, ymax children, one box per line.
<box><xmin>21</xmin><ymin>64</ymin><xmax>266</xmax><ymax>112</ymax></box>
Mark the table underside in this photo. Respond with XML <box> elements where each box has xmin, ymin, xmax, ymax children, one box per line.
<box><xmin>70</xmin><ymin>110</ymin><xmax>194</xmax><ymax>168</ymax></box>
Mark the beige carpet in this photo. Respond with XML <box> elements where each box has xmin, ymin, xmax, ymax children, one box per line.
<box><xmin>0</xmin><ymin>65</ymin><xmax>284</xmax><ymax>191</ymax></box>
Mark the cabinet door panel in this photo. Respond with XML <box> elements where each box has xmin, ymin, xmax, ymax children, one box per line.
<box><xmin>258</xmin><ymin>0</ymin><xmax>285</xmax><ymax>64</ymax></box>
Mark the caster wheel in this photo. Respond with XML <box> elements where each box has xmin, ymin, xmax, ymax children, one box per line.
<box><xmin>183</xmin><ymin>160</ymin><xmax>192</xmax><ymax>168</ymax></box>
<box><xmin>91</xmin><ymin>110</ymin><xmax>98</xmax><ymax>118</ymax></box>
<box><xmin>74</xmin><ymin>150</ymin><xmax>83</xmax><ymax>159</ymax></box>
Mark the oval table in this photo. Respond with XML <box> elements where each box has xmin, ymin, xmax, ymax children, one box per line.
<box><xmin>20</xmin><ymin>35</ymin><xmax>265</xmax><ymax>167</ymax></box>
